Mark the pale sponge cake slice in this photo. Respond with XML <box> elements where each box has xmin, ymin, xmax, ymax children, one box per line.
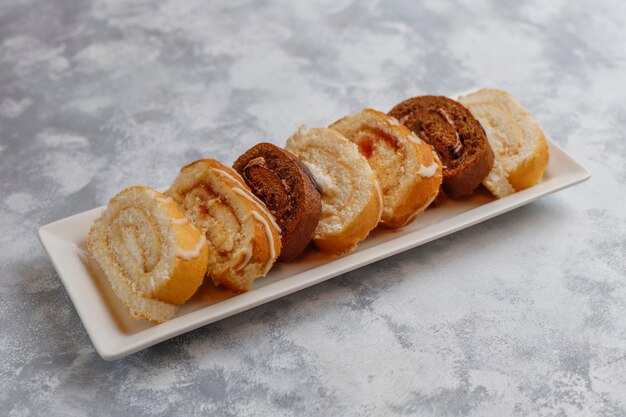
<box><xmin>285</xmin><ymin>127</ymin><xmax>382</xmax><ymax>256</ymax></box>
<box><xmin>331</xmin><ymin>109</ymin><xmax>443</xmax><ymax>228</ymax></box>
<box><xmin>458</xmin><ymin>88</ymin><xmax>549</xmax><ymax>198</ymax></box>
<box><xmin>166</xmin><ymin>159</ymin><xmax>281</xmax><ymax>293</ymax></box>
<box><xmin>87</xmin><ymin>186</ymin><xmax>209</xmax><ymax>323</ymax></box>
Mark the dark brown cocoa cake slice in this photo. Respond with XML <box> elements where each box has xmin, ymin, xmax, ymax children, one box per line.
<box><xmin>233</xmin><ymin>143</ymin><xmax>321</xmax><ymax>261</ymax></box>
<box><xmin>389</xmin><ymin>96</ymin><xmax>494</xmax><ymax>198</ymax></box>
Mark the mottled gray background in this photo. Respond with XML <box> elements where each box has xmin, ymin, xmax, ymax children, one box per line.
<box><xmin>1</xmin><ymin>0</ymin><xmax>625</xmax><ymax>415</ymax></box>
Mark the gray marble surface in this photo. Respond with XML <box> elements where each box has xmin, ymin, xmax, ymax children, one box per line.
<box><xmin>1</xmin><ymin>0</ymin><xmax>625</xmax><ymax>415</ymax></box>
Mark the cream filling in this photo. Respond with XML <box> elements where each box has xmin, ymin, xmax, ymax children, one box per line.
<box><xmin>231</xmin><ymin>169</ymin><xmax>247</xmax><ymax>185</ymax></box>
<box><xmin>175</xmin><ymin>235</ymin><xmax>206</xmax><ymax>260</ymax></box>
<box><xmin>210</xmin><ymin>168</ymin><xmax>244</xmax><ymax>187</ymax></box>
<box><xmin>436</xmin><ymin>108</ymin><xmax>463</xmax><ymax>156</ymax></box>
<box><xmin>410</xmin><ymin>132</ymin><xmax>423</xmax><ymax>144</ymax></box>
<box><xmin>235</xmin><ymin>245</ymin><xmax>253</xmax><ymax>272</ymax></box>
<box><xmin>374</xmin><ymin>181</ymin><xmax>383</xmax><ymax>223</ymax></box>
<box><xmin>210</xmin><ymin>167</ymin><xmax>281</xmax><ymax>233</ymax></box>
<box><xmin>302</xmin><ymin>161</ymin><xmax>337</xmax><ymax>196</ymax></box>
<box><xmin>232</xmin><ymin>187</ymin><xmax>281</xmax><ymax>233</ymax></box>
<box><xmin>156</xmin><ymin>196</ymin><xmax>173</xmax><ymax>204</ymax></box>
<box><xmin>171</xmin><ymin>217</ymin><xmax>189</xmax><ymax>225</ymax></box>
<box><xmin>250</xmin><ymin>210</ymin><xmax>276</xmax><ymax>274</ymax></box>
<box><xmin>417</xmin><ymin>161</ymin><xmax>439</xmax><ymax>178</ymax></box>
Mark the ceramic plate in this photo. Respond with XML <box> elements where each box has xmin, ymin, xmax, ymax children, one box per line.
<box><xmin>38</xmin><ymin>138</ymin><xmax>589</xmax><ymax>360</ymax></box>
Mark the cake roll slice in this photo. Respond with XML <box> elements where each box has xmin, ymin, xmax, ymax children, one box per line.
<box><xmin>286</xmin><ymin>127</ymin><xmax>382</xmax><ymax>256</ymax></box>
<box><xmin>233</xmin><ymin>143</ymin><xmax>321</xmax><ymax>261</ymax></box>
<box><xmin>167</xmin><ymin>159</ymin><xmax>281</xmax><ymax>292</ymax></box>
<box><xmin>87</xmin><ymin>186</ymin><xmax>208</xmax><ymax>323</ymax></box>
<box><xmin>332</xmin><ymin>109</ymin><xmax>443</xmax><ymax>228</ymax></box>
<box><xmin>389</xmin><ymin>96</ymin><xmax>494</xmax><ymax>198</ymax></box>
<box><xmin>458</xmin><ymin>88</ymin><xmax>549</xmax><ymax>198</ymax></box>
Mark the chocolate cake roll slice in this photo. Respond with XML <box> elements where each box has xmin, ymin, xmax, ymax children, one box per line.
<box><xmin>233</xmin><ymin>143</ymin><xmax>322</xmax><ymax>261</ymax></box>
<box><xmin>389</xmin><ymin>96</ymin><xmax>494</xmax><ymax>198</ymax></box>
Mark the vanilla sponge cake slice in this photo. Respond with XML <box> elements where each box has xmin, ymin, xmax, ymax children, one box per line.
<box><xmin>458</xmin><ymin>88</ymin><xmax>549</xmax><ymax>198</ymax></box>
<box><xmin>285</xmin><ymin>127</ymin><xmax>382</xmax><ymax>256</ymax></box>
<box><xmin>87</xmin><ymin>186</ymin><xmax>209</xmax><ymax>323</ymax></box>
<box><xmin>166</xmin><ymin>159</ymin><xmax>282</xmax><ymax>293</ymax></box>
<box><xmin>331</xmin><ymin>109</ymin><xmax>443</xmax><ymax>228</ymax></box>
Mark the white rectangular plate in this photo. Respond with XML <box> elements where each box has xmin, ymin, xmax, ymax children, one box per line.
<box><xmin>38</xmin><ymin>139</ymin><xmax>589</xmax><ymax>360</ymax></box>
